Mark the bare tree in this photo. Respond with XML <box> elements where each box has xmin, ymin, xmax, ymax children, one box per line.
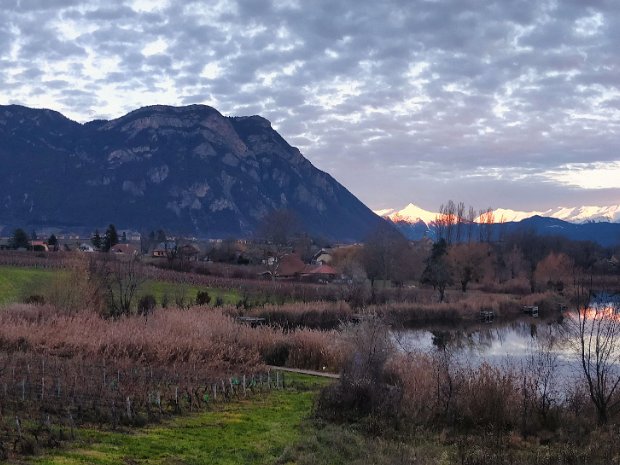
<box><xmin>466</xmin><ymin>206</ymin><xmax>476</xmax><ymax>243</ymax></box>
<box><xmin>455</xmin><ymin>201</ymin><xmax>465</xmax><ymax>244</ymax></box>
<box><xmin>573</xmin><ymin>280</ymin><xmax>620</xmax><ymax>424</ymax></box>
<box><xmin>362</xmin><ymin>224</ymin><xmax>411</xmax><ymax>288</ymax></box>
<box><xmin>443</xmin><ymin>201</ymin><xmax>457</xmax><ymax>245</ymax></box>
<box><xmin>478</xmin><ymin>208</ymin><xmax>495</xmax><ymax>243</ymax></box>
<box><xmin>99</xmin><ymin>257</ymin><xmax>145</xmax><ymax>318</ymax></box>
<box><xmin>257</xmin><ymin>208</ymin><xmax>300</xmax><ymax>246</ymax></box>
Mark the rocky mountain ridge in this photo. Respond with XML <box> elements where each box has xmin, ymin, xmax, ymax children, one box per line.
<box><xmin>0</xmin><ymin>104</ymin><xmax>384</xmax><ymax>241</ymax></box>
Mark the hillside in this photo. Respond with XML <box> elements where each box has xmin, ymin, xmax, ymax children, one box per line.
<box><xmin>0</xmin><ymin>104</ymin><xmax>384</xmax><ymax>241</ymax></box>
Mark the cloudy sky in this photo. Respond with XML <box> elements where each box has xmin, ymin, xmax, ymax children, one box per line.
<box><xmin>2</xmin><ymin>0</ymin><xmax>619</xmax><ymax>212</ymax></box>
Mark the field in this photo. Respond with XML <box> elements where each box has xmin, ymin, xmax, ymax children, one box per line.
<box><xmin>0</xmin><ymin>266</ymin><xmax>61</xmax><ymax>304</ymax></box>
<box><xmin>27</xmin><ymin>373</ymin><xmax>330</xmax><ymax>465</ymax></box>
<box><xmin>0</xmin><ymin>266</ymin><xmax>240</xmax><ymax>307</ymax></box>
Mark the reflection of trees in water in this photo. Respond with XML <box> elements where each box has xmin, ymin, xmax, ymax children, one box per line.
<box><xmin>428</xmin><ymin>319</ymin><xmax>567</xmax><ymax>356</ymax></box>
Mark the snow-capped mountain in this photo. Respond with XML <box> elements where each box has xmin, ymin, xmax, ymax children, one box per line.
<box><xmin>478</xmin><ymin>205</ymin><xmax>620</xmax><ymax>223</ymax></box>
<box><xmin>374</xmin><ymin>203</ymin><xmax>620</xmax><ymax>246</ymax></box>
<box><xmin>376</xmin><ymin>203</ymin><xmax>620</xmax><ymax>225</ymax></box>
<box><xmin>376</xmin><ymin>203</ymin><xmax>440</xmax><ymax>225</ymax></box>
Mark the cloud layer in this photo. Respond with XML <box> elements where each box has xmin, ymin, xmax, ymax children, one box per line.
<box><xmin>2</xmin><ymin>0</ymin><xmax>619</xmax><ymax>211</ymax></box>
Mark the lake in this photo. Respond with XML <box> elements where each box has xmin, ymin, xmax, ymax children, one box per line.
<box><xmin>392</xmin><ymin>316</ymin><xmax>584</xmax><ymax>379</ymax></box>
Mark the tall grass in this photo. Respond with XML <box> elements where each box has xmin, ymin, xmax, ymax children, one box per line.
<box><xmin>0</xmin><ymin>304</ymin><xmax>345</xmax><ymax>371</ymax></box>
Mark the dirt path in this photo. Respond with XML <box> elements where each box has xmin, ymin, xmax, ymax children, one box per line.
<box><xmin>268</xmin><ymin>365</ymin><xmax>340</xmax><ymax>379</ymax></box>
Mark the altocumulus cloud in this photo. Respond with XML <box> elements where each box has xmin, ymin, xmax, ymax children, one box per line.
<box><xmin>1</xmin><ymin>0</ymin><xmax>620</xmax><ymax>211</ymax></box>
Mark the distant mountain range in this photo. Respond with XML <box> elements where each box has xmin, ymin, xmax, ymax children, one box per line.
<box><xmin>0</xmin><ymin>104</ymin><xmax>385</xmax><ymax>241</ymax></box>
<box><xmin>378</xmin><ymin>203</ymin><xmax>620</xmax><ymax>225</ymax></box>
<box><xmin>377</xmin><ymin>203</ymin><xmax>620</xmax><ymax>247</ymax></box>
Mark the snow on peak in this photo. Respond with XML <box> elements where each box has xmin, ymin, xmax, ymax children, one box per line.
<box><xmin>376</xmin><ymin>202</ymin><xmax>620</xmax><ymax>225</ymax></box>
<box><xmin>475</xmin><ymin>208</ymin><xmax>545</xmax><ymax>223</ymax></box>
<box><xmin>551</xmin><ymin>205</ymin><xmax>620</xmax><ymax>222</ymax></box>
<box><xmin>374</xmin><ymin>203</ymin><xmax>439</xmax><ymax>224</ymax></box>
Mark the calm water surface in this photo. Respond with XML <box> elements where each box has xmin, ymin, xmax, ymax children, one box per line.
<box><xmin>393</xmin><ymin>318</ymin><xmax>579</xmax><ymax>369</ymax></box>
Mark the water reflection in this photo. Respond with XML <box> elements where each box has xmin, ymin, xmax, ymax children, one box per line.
<box><xmin>393</xmin><ymin>318</ymin><xmax>576</xmax><ymax>367</ymax></box>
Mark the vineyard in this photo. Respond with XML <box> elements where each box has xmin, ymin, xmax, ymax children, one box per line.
<box><xmin>0</xmin><ymin>352</ymin><xmax>282</xmax><ymax>459</ymax></box>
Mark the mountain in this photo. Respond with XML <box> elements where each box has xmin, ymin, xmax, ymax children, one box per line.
<box><xmin>376</xmin><ymin>203</ymin><xmax>434</xmax><ymax>239</ymax></box>
<box><xmin>0</xmin><ymin>104</ymin><xmax>385</xmax><ymax>241</ymax></box>
<box><xmin>377</xmin><ymin>203</ymin><xmax>620</xmax><ymax>225</ymax></box>
<box><xmin>375</xmin><ymin>203</ymin><xmax>620</xmax><ymax>246</ymax></box>
<box><xmin>379</xmin><ymin>203</ymin><xmax>438</xmax><ymax>224</ymax></box>
<box><xmin>479</xmin><ymin>206</ymin><xmax>620</xmax><ymax>223</ymax></box>
<box><xmin>501</xmin><ymin>216</ymin><xmax>620</xmax><ymax>247</ymax></box>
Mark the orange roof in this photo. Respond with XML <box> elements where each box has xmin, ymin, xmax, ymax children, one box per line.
<box><xmin>302</xmin><ymin>264</ymin><xmax>337</xmax><ymax>275</ymax></box>
<box><xmin>111</xmin><ymin>243</ymin><xmax>138</xmax><ymax>254</ymax></box>
<box><xmin>276</xmin><ymin>254</ymin><xmax>306</xmax><ymax>276</ymax></box>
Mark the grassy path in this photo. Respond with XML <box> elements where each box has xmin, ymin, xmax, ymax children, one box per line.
<box><xmin>267</xmin><ymin>365</ymin><xmax>340</xmax><ymax>379</ymax></box>
<box><xmin>26</xmin><ymin>375</ymin><xmax>329</xmax><ymax>465</ymax></box>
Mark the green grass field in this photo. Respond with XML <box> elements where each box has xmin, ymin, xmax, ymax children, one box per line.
<box><xmin>0</xmin><ymin>266</ymin><xmax>240</xmax><ymax>307</ymax></box>
<box><xmin>144</xmin><ymin>280</ymin><xmax>240</xmax><ymax>307</ymax></box>
<box><xmin>0</xmin><ymin>266</ymin><xmax>60</xmax><ymax>304</ymax></box>
<box><xmin>28</xmin><ymin>374</ymin><xmax>331</xmax><ymax>465</ymax></box>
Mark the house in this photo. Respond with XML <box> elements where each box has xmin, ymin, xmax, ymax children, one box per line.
<box><xmin>178</xmin><ymin>243</ymin><xmax>201</xmax><ymax>261</ymax></box>
<box><xmin>312</xmin><ymin>248</ymin><xmax>333</xmax><ymax>265</ymax></box>
<box><xmin>29</xmin><ymin>240</ymin><xmax>49</xmax><ymax>252</ymax></box>
<box><xmin>259</xmin><ymin>253</ymin><xmax>306</xmax><ymax>280</ymax></box>
<box><xmin>79</xmin><ymin>243</ymin><xmax>95</xmax><ymax>252</ymax></box>
<box><xmin>111</xmin><ymin>243</ymin><xmax>139</xmax><ymax>256</ymax></box>
<box><xmin>300</xmin><ymin>264</ymin><xmax>338</xmax><ymax>283</ymax></box>
<box><xmin>275</xmin><ymin>253</ymin><xmax>307</xmax><ymax>278</ymax></box>
<box><xmin>260</xmin><ymin>254</ymin><xmax>337</xmax><ymax>282</ymax></box>
<box><xmin>153</xmin><ymin>241</ymin><xmax>176</xmax><ymax>258</ymax></box>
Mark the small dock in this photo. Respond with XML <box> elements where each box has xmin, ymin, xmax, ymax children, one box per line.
<box><xmin>523</xmin><ymin>305</ymin><xmax>539</xmax><ymax>318</ymax></box>
<box><xmin>236</xmin><ymin>316</ymin><xmax>266</xmax><ymax>327</ymax></box>
<box><xmin>479</xmin><ymin>309</ymin><xmax>494</xmax><ymax>323</ymax></box>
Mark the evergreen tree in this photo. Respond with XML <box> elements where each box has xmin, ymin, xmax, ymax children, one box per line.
<box><xmin>11</xmin><ymin>228</ymin><xmax>30</xmax><ymax>249</ymax></box>
<box><xmin>121</xmin><ymin>232</ymin><xmax>127</xmax><ymax>243</ymax></box>
<box><xmin>91</xmin><ymin>230</ymin><xmax>102</xmax><ymax>249</ymax></box>
<box><xmin>47</xmin><ymin>234</ymin><xmax>58</xmax><ymax>251</ymax></box>
<box><xmin>103</xmin><ymin>224</ymin><xmax>119</xmax><ymax>251</ymax></box>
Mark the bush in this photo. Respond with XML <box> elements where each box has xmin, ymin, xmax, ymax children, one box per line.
<box><xmin>196</xmin><ymin>290</ymin><xmax>211</xmax><ymax>306</ymax></box>
<box><xmin>23</xmin><ymin>294</ymin><xmax>45</xmax><ymax>305</ymax></box>
<box><xmin>315</xmin><ymin>318</ymin><xmax>401</xmax><ymax>430</ymax></box>
<box><xmin>263</xmin><ymin>341</ymin><xmax>290</xmax><ymax>366</ymax></box>
<box><xmin>138</xmin><ymin>294</ymin><xmax>157</xmax><ymax>316</ymax></box>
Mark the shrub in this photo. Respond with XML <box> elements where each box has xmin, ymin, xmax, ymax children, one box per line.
<box><xmin>23</xmin><ymin>294</ymin><xmax>45</xmax><ymax>305</ymax></box>
<box><xmin>316</xmin><ymin>318</ymin><xmax>400</xmax><ymax>430</ymax></box>
<box><xmin>137</xmin><ymin>294</ymin><xmax>157</xmax><ymax>316</ymax></box>
<box><xmin>263</xmin><ymin>341</ymin><xmax>290</xmax><ymax>366</ymax></box>
<box><xmin>195</xmin><ymin>290</ymin><xmax>211</xmax><ymax>306</ymax></box>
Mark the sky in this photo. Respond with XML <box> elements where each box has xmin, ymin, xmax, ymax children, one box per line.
<box><xmin>1</xmin><ymin>0</ymin><xmax>619</xmax><ymax>213</ymax></box>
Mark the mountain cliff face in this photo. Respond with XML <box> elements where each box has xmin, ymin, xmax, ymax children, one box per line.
<box><xmin>0</xmin><ymin>104</ymin><xmax>383</xmax><ymax>240</ymax></box>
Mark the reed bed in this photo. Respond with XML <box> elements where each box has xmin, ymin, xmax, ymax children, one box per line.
<box><xmin>0</xmin><ymin>304</ymin><xmax>346</xmax><ymax>372</ymax></box>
